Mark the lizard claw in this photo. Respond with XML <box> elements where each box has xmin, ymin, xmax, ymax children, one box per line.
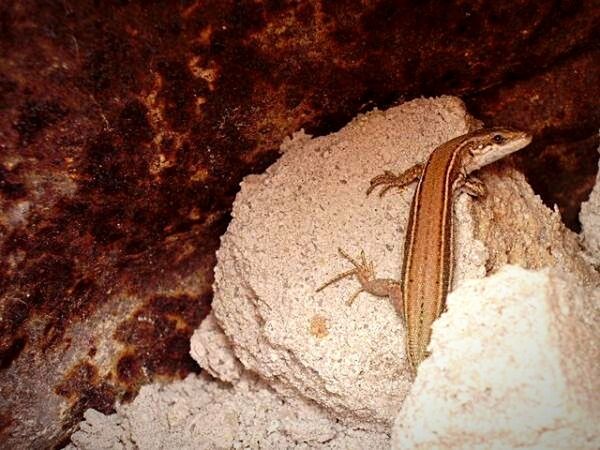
<box><xmin>316</xmin><ymin>248</ymin><xmax>370</xmax><ymax>294</ymax></box>
<box><xmin>317</xmin><ymin>248</ymin><xmax>400</xmax><ymax>307</ymax></box>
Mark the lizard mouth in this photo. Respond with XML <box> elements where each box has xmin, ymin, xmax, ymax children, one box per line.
<box><xmin>483</xmin><ymin>137</ymin><xmax>530</xmax><ymax>165</ymax></box>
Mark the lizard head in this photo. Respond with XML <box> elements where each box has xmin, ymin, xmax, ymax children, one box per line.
<box><xmin>464</xmin><ymin>127</ymin><xmax>532</xmax><ymax>172</ymax></box>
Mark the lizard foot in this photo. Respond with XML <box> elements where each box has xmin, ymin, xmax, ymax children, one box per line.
<box><xmin>366</xmin><ymin>163</ymin><xmax>423</xmax><ymax>197</ymax></box>
<box><xmin>317</xmin><ymin>248</ymin><xmax>402</xmax><ymax>307</ymax></box>
<box><xmin>461</xmin><ymin>175</ymin><xmax>487</xmax><ymax>198</ymax></box>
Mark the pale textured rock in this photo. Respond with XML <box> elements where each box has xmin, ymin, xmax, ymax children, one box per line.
<box><xmin>392</xmin><ymin>266</ymin><xmax>600</xmax><ymax>450</ymax></box>
<box><xmin>211</xmin><ymin>96</ymin><xmax>487</xmax><ymax>426</ymax></box>
<box><xmin>69</xmin><ymin>409</ymin><xmax>131</xmax><ymax>450</ymax></box>
<box><xmin>190</xmin><ymin>312</ymin><xmax>244</xmax><ymax>383</ymax></box>
<box><xmin>67</xmin><ymin>373</ymin><xmax>390</xmax><ymax>450</ymax></box>
<box><xmin>472</xmin><ymin>166</ymin><xmax>598</xmax><ymax>285</ymax></box>
<box><xmin>580</xmin><ymin>136</ymin><xmax>600</xmax><ymax>263</ymax></box>
<box><xmin>209</xmin><ymin>95</ymin><xmax>596</xmax><ymax>427</ymax></box>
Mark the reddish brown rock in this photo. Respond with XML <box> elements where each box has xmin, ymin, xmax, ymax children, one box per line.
<box><xmin>0</xmin><ymin>0</ymin><xmax>598</xmax><ymax>447</ymax></box>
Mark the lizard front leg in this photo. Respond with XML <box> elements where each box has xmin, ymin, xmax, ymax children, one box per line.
<box><xmin>366</xmin><ymin>163</ymin><xmax>423</xmax><ymax>197</ymax></box>
<box><xmin>317</xmin><ymin>248</ymin><xmax>403</xmax><ymax>311</ymax></box>
<box><xmin>460</xmin><ymin>175</ymin><xmax>487</xmax><ymax>198</ymax></box>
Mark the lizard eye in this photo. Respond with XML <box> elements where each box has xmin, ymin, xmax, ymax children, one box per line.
<box><xmin>493</xmin><ymin>134</ymin><xmax>505</xmax><ymax>144</ymax></box>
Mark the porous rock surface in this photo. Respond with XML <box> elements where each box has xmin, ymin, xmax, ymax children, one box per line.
<box><xmin>67</xmin><ymin>371</ymin><xmax>390</xmax><ymax>450</ymax></box>
<box><xmin>210</xmin><ymin>97</ymin><xmax>482</xmax><ymax>426</ymax></box>
<box><xmin>393</xmin><ymin>266</ymin><xmax>600</xmax><ymax>450</ymax></box>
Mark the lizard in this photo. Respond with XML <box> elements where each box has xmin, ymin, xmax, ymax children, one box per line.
<box><xmin>317</xmin><ymin>127</ymin><xmax>532</xmax><ymax>375</ymax></box>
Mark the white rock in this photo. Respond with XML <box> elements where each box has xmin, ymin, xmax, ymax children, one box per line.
<box><xmin>211</xmin><ymin>96</ymin><xmax>486</xmax><ymax>426</ymax></box>
<box><xmin>208</xmin><ymin>95</ymin><xmax>597</xmax><ymax>428</ymax></box>
<box><xmin>68</xmin><ymin>373</ymin><xmax>390</xmax><ymax>450</ymax></box>
<box><xmin>190</xmin><ymin>312</ymin><xmax>244</xmax><ymax>383</ymax></box>
<box><xmin>392</xmin><ymin>266</ymin><xmax>600</xmax><ymax>450</ymax></box>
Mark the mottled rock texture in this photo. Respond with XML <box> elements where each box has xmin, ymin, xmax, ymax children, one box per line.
<box><xmin>0</xmin><ymin>1</ymin><xmax>598</xmax><ymax>447</ymax></box>
<box><xmin>68</xmin><ymin>100</ymin><xmax>599</xmax><ymax>450</ymax></box>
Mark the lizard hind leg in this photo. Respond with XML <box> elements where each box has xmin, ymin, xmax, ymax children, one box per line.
<box><xmin>316</xmin><ymin>248</ymin><xmax>371</xmax><ymax>294</ymax></box>
<box><xmin>317</xmin><ymin>248</ymin><xmax>403</xmax><ymax>309</ymax></box>
<box><xmin>366</xmin><ymin>163</ymin><xmax>423</xmax><ymax>197</ymax></box>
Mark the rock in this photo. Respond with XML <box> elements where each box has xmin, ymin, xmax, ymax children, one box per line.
<box><xmin>190</xmin><ymin>312</ymin><xmax>244</xmax><ymax>383</ymax></box>
<box><xmin>211</xmin><ymin>96</ymin><xmax>478</xmax><ymax>426</ymax></box>
<box><xmin>208</xmin><ymin>96</ymin><xmax>597</xmax><ymax>428</ymax></box>
<box><xmin>392</xmin><ymin>266</ymin><xmax>600</xmax><ymax>450</ymax></box>
<box><xmin>67</xmin><ymin>373</ymin><xmax>390</xmax><ymax>449</ymax></box>
<box><xmin>70</xmin><ymin>97</ymin><xmax>599</xmax><ymax>448</ymax></box>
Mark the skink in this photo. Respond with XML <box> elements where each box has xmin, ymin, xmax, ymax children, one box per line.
<box><xmin>318</xmin><ymin>127</ymin><xmax>532</xmax><ymax>374</ymax></box>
